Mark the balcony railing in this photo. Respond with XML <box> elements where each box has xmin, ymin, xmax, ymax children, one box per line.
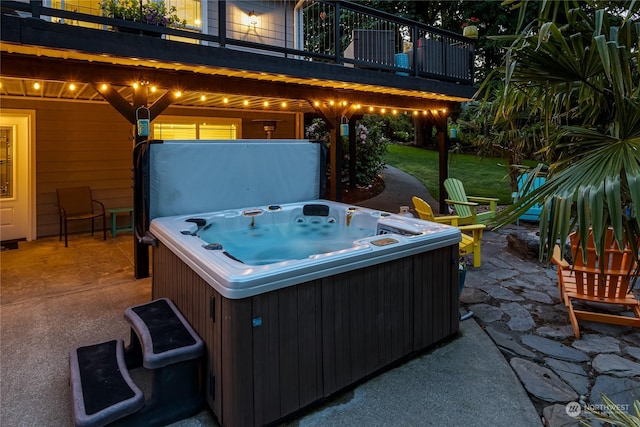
<box><xmin>1</xmin><ymin>0</ymin><xmax>475</xmax><ymax>84</ymax></box>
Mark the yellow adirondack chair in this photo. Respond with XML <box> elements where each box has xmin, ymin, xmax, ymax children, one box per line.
<box><xmin>443</xmin><ymin>178</ymin><xmax>499</xmax><ymax>225</ymax></box>
<box><xmin>412</xmin><ymin>196</ymin><xmax>485</xmax><ymax>267</ymax></box>
<box><xmin>551</xmin><ymin>229</ymin><xmax>640</xmax><ymax>338</ymax></box>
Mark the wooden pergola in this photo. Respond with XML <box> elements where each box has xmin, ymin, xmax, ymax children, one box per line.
<box><xmin>1</xmin><ymin>10</ymin><xmax>474</xmax><ymax>277</ymax></box>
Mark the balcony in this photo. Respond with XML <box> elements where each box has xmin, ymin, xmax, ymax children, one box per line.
<box><xmin>0</xmin><ymin>0</ymin><xmax>476</xmax><ymax>109</ymax></box>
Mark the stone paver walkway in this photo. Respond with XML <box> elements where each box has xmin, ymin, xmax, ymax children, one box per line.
<box><xmin>463</xmin><ymin>225</ymin><xmax>640</xmax><ymax>426</ymax></box>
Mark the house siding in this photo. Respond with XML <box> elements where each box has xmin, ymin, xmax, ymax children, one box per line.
<box><xmin>0</xmin><ymin>98</ymin><xmax>299</xmax><ymax>238</ymax></box>
<box><xmin>2</xmin><ymin>99</ymin><xmax>132</xmax><ymax>237</ymax></box>
<box><xmin>225</xmin><ymin>0</ymin><xmax>294</xmax><ymax>54</ymax></box>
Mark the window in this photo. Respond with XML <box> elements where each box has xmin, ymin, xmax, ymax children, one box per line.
<box><xmin>169</xmin><ymin>0</ymin><xmax>202</xmax><ymax>31</ymax></box>
<box><xmin>0</xmin><ymin>127</ymin><xmax>14</xmax><ymax>199</ymax></box>
<box><xmin>152</xmin><ymin>117</ymin><xmax>241</xmax><ymax>140</ymax></box>
<box><xmin>48</xmin><ymin>0</ymin><xmax>202</xmax><ymax>33</ymax></box>
<box><xmin>50</xmin><ymin>0</ymin><xmax>101</xmax><ymax>28</ymax></box>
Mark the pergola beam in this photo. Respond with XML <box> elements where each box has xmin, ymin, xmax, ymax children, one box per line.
<box><xmin>92</xmin><ymin>83</ymin><xmax>135</xmax><ymax>124</ymax></box>
<box><xmin>1</xmin><ymin>53</ymin><xmax>451</xmax><ymax>112</ymax></box>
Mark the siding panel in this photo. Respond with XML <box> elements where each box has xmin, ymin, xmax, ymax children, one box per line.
<box><xmin>0</xmin><ymin>98</ymin><xmax>299</xmax><ymax>238</ymax></box>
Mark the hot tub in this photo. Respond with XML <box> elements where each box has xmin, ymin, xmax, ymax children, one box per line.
<box><xmin>150</xmin><ymin>200</ymin><xmax>461</xmax><ymax>427</ymax></box>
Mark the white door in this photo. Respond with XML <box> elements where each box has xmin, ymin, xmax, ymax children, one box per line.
<box><xmin>0</xmin><ymin>111</ymin><xmax>35</xmax><ymax>241</ymax></box>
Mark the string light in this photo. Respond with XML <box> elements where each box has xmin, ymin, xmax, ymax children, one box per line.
<box><xmin>33</xmin><ymin>82</ymin><xmax>41</xmax><ymax>90</ymax></box>
<box><xmin>68</xmin><ymin>83</ymin><xmax>76</xmax><ymax>91</ymax></box>
<box><xmin>80</xmin><ymin>82</ymin><xmax>449</xmax><ymax>116</ymax></box>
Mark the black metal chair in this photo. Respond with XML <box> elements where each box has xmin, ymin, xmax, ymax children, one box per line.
<box><xmin>56</xmin><ymin>186</ymin><xmax>106</xmax><ymax>247</ymax></box>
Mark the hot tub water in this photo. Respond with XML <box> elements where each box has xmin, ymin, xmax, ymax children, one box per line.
<box><xmin>198</xmin><ymin>219</ymin><xmax>374</xmax><ymax>265</ymax></box>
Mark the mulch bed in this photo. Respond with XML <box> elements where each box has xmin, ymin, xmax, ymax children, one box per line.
<box><xmin>341</xmin><ymin>175</ymin><xmax>385</xmax><ymax>204</ymax></box>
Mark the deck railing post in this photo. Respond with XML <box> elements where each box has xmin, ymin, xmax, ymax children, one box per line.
<box><xmin>412</xmin><ymin>25</ymin><xmax>419</xmax><ymax>76</ymax></box>
<box><xmin>334</xmin><ymin>2</ymin><xmax>341</xmax><ymax>64</ymax></box>
<box><xmin>30</xmin><ymin>0</ymin><xmax>40</xmax><ymax>18</ymax></box>
<box><xmin>219</xmin><ymin>0</ymin><xmax>226</xmax><ymax>47</ymax></box>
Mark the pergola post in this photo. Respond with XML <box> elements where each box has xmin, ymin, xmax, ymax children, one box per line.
<box><xmin>313</xmin><ymin>102</ymin><xmax>356</xmax><ymax>201</ymax></box>
<box><xmin>94</xmin><ymin>82</ymin><xmax>175</xmax><ymax>279</ymax></box>
<box><xmin>433</xmin><ymin>111</ymin><xmax>449</xmax><ymax>214</ymax></box>
<box><xmin>414</xmin><ymin>111</ymin><xmax>449</xmax><ymax>214</ymax></box>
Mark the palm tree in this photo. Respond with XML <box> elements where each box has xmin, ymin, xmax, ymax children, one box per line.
<box><xmin>460</xmin><ymin>81</ymin><xmax>546</xmax><ymax>191</ymax></box>
<box><xmin>490</xmin><ymin>0</ymin><xmax>640</xmax><ymax>265</ymax></box>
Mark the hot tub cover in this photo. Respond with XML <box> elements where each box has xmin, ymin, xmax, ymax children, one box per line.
<box><xmin>148</xmin><ymin>140</ymin><xmax>321</xmax><ymax>219</ymax></box>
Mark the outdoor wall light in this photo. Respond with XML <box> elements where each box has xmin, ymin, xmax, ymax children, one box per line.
<box><xmin>249</xmin><ymin>10</ymin><xmax>257</xmax><ymax>26</ymax></box>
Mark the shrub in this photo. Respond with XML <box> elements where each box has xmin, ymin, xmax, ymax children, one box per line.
<box><xmin>305</xmin><ymin>115</ymin><xmax>389</xmax><ymax>186</ymax></box>
<box><xmin>351</xmin><ymin>116</ymin><xmax>389</xmax><ymax>185</ymax></box>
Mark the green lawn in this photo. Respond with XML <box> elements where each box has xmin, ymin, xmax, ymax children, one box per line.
<box><xmin>384</xmin><ymin>144</ymin><xmax>537</xmax><ymax>204</ymax></box>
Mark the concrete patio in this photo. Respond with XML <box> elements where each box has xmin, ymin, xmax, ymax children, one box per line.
<box><xmin>2</xmin><ymin>233</ymin><xmax>539</xmax><ymax>427</ymax></box>
<box><xmin>2</xmin><ymin>165</ymin><xmax>639</xmax><ymax>426</ymax></box>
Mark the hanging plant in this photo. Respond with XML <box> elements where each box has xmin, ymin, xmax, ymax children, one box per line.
<box><xmin>100</xmin><ymin>0</ymin><xmax>186</xmax><ymax>27</ymax></box>
<box><xmin>461</xmin><ymin>17</ymin><xmax>479</xmax><ymax>39</ymax></box>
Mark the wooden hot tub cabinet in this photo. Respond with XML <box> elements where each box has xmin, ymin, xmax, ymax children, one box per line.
<box><xmin>152</xmin><ymin>241</ymin><xmax>459</xmax><ymax>427</ymax></box>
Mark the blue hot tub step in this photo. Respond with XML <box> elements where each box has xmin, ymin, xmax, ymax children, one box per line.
<box><xmin>69</xmin><ymin>339</ymin><xmax>144</xmax><ymax>427</ymax></box>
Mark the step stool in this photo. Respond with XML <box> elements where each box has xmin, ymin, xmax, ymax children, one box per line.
<box><xmin>69</xmin><ymin>298</ymin><xmax>205</xmax><ymax>427</ymax></box>
<box><xmin>121</xmin><ymin>297</ymin><xmax>205</xmax><ymax>426</ymax></box>
<box><xmin>69</xmin><ymin>340</ymin><xmax>144</xmax><ymax>427</ymax></box>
